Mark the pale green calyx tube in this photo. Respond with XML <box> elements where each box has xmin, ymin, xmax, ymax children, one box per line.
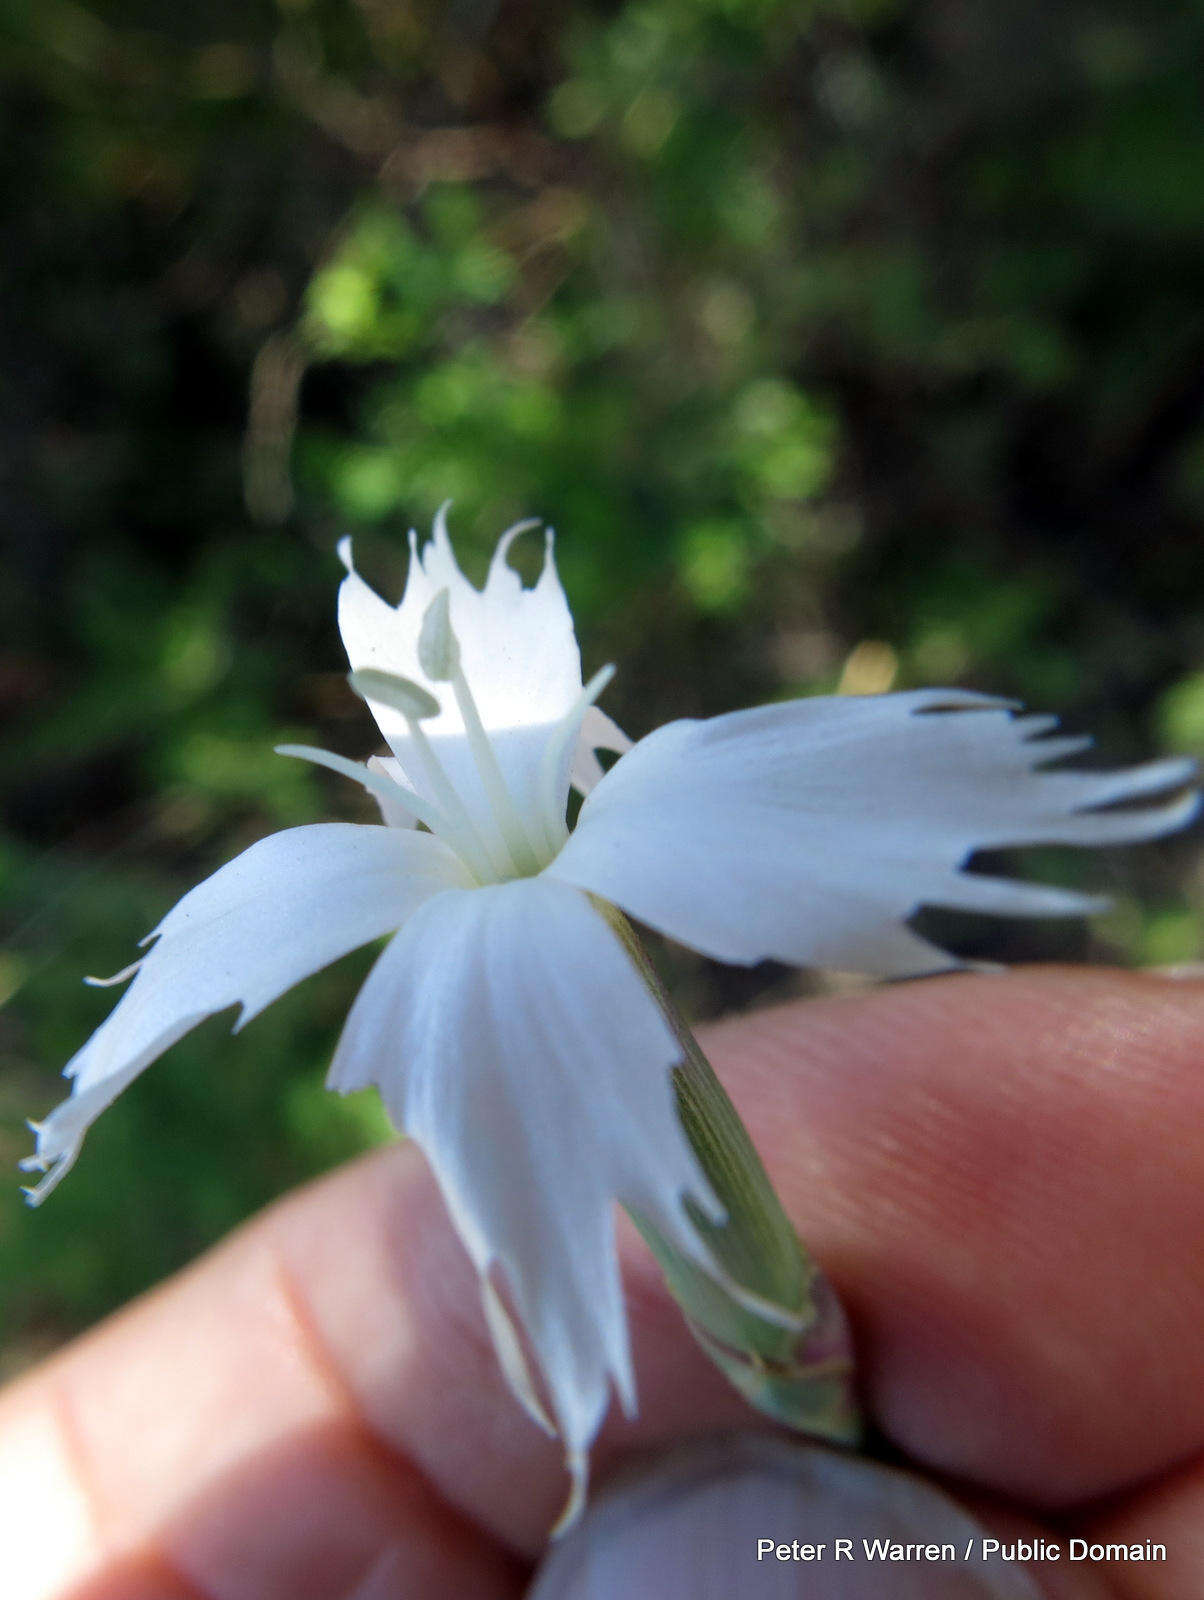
<box><xmin>599</xmin><ymin>899</ymin><xmax>862</xmax><ymax>1449</ymax></box>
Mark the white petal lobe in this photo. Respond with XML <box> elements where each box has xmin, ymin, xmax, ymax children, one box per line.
<box><xmin>25</xmin><ymin>825</ymin><xmax>467</xmax><ymax>1200</ymax></box>
<box><xmin>550</xmin><ymin>692</ymin><xmax>1199</xmax><ymax>977</ymax></box>
<box><xmin>337</xmin><ymin>520</ymin><xmax>587</xmax><ymax>843</ymax></box>
<box><xmin>328</xmin><ymin>876</ymin><xmax>717</xmax><ymax>1471</ymax></box>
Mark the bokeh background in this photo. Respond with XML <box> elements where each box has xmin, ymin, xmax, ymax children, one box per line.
<box><xmin>2</xmin><ymin>0</ymin><xmax>1202</xmax><ymax>1376</ymax></box>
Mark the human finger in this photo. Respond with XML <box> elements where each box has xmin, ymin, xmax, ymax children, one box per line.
<box><xmin>705</xmin><ymin>968</ymin><xmax>1204</xmax><ymax>1511</ymax></box>
<box><xmin>3</xmin><ymin>966</ymin><xmax>1202</xmax><ymax>1598</ymax></box>
<box><xmin>528</xmin><ymin>1435</ymin><xmax>1112</xmax><ymax>1600</ymax></box>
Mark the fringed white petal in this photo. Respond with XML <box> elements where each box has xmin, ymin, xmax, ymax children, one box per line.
<box><xmin>328</xmin><ymin>875</ymin><xmax>719</xmax><ymax>1511</ymax></box>
<box><xmin>24</xmin><ymin>825</ymin><xmax>467</xmax><ymax>1201</ymax></box>
<box><xmin>337</xmin><ymin>512</ymin><xmax>588</xmax><ymax>841</ymax></box>
<box><xmin>549</xmin><ymin>691</ymin><xmax>1199</xmax><ymax>978</ymax></box>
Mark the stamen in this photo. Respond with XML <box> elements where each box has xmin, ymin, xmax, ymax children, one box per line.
<box><xmin>345</xmin><ymin>671</ymin><xmax>513</xmax><ymax>882</ymax></box>
<box><xmin>276</xmin><ymin>743</ymin><xmax>490</xmax><ymax>883</ymax></box>
<box><xmin>404</xmin><ymin>718</ymin><xmax>517</xmax><ymax>882</ymax></box>
<box><xmin>536</xmin><ymin>664</ymin><xmax>617</xmax><ymax>857</ymax></box>
<box><xmin>417</xmin><ymin>591</ymin><xmax>545</xmax><ymax>876</ymax></box>
<box><xmin>347</xmin><ymin>668</ymin><xmax>440</xmax><ymax>723</ymax></box>
<box><xmin>277</xmin><ymin>743</ymin><xmax>441</xmax><ymax>831</ymax></box>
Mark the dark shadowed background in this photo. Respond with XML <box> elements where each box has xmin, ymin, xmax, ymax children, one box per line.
<box><xmin>2</xmin><ymin>0</ymin><xmax>1201</xmax><ymax>1375</ymax></box>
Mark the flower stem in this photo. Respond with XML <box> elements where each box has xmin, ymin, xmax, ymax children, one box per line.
<box><xmin>597</xmin><ymin>901</ymin><xmax>862</xmax><ymax>1447</ymax></box>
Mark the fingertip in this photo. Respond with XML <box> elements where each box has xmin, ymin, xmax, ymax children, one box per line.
<box><xmin>530</xmin><ymin>1434</ymin><xmax>1061</xmax><ymax>1600</ymax></box>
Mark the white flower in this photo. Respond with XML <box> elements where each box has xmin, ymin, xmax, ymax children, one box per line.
<box><xmin>23</xmin><ymin>508</ymin><xmax>1198</xmax><ymax>1515</ymax></box>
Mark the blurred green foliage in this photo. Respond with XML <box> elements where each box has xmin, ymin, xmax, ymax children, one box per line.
<box><xmin>2</xmin><ymin>0</ymin><xmax>1202</xmax><ymax>1369</ymax></box>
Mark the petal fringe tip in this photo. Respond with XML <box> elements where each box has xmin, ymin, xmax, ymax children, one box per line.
<box><xmin>83</xmin><ymin>962</ymin><xmax>142</xmax><ymax>989</ymax></box>
<box><xmin>550</xmin><ymin>1449</ymin><xmax>590</xmax><ymax>1540</ymax></box>
<box><xmin>480</xmin><ymin>1276</ymin><xmax>557</xmax><ymax>1438</ymax></box>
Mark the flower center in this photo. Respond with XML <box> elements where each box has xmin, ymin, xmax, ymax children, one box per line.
<box><xmin>346</xmin><ymin>591</ymin><xmax>614</xmax><ymax>886</ymax></box>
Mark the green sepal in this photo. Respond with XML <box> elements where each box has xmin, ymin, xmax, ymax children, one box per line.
<box><xmin>598</xmin><ymin>900</ymin><xmax>862</xmax><ymax>1446</ymax></box>
<box><xmin>632</xmin><ymin>1207</ymin><xmax>861</xmax><ymax>1445</ymax></box>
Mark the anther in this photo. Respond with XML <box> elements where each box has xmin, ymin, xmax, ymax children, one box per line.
<box><xmin>347</xmin><ymin>666</ymin><xmax>510</xmax><ymax>881</ymax></box>
<box><xmin>347</xmin><ymin>669</ymin><xmax>441</xmax><ymax>723</ymax></box>
<box><xmin>417</xmin><ymin>589</ymin><xmax>459</xmax><ymax>682</ymax></box>
<box><xmin>416</xmin><ymin>591</ymin><xmax>545</xmax><ymax>875</ymax></box>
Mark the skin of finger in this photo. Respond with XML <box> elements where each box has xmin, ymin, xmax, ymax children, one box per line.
<box><xmin>259</xmin><ymin>965</ymin><xmax>1204</xmax><ymax>1547</ymax></box>
<box><xmin>964</xmin><ymin>1500</ymin><xmax>1115</xmax><ymax>1600</ymax></box>
<box><xmin>697</xmin><ymin>969</ymin><xmax>1204</xmax><ymax>1513</ymax></box>
<box><xmin>0</xmin><ymin>1192</ymin><xmax>528</xmax><ymax>1600</ymax></box>
<box><xmin>2</xmin><ymin>967</ymin><xmax>1201</xmax><ymax>1594</ymax></box>
<box><xmin>528</xmin><ymin>1441</ymin><xmax>1114</xmax><ymax>1600</ymax></box>
<box><xmin>1074</xmin><ymin>1455</ymin><xmax>1204</xmax><ymax>1600</ymax></box>
<box><xmin>0</xmin><ymin>1197</ymin><xmax>1105</xmax><ymax>1600</ymax></box>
